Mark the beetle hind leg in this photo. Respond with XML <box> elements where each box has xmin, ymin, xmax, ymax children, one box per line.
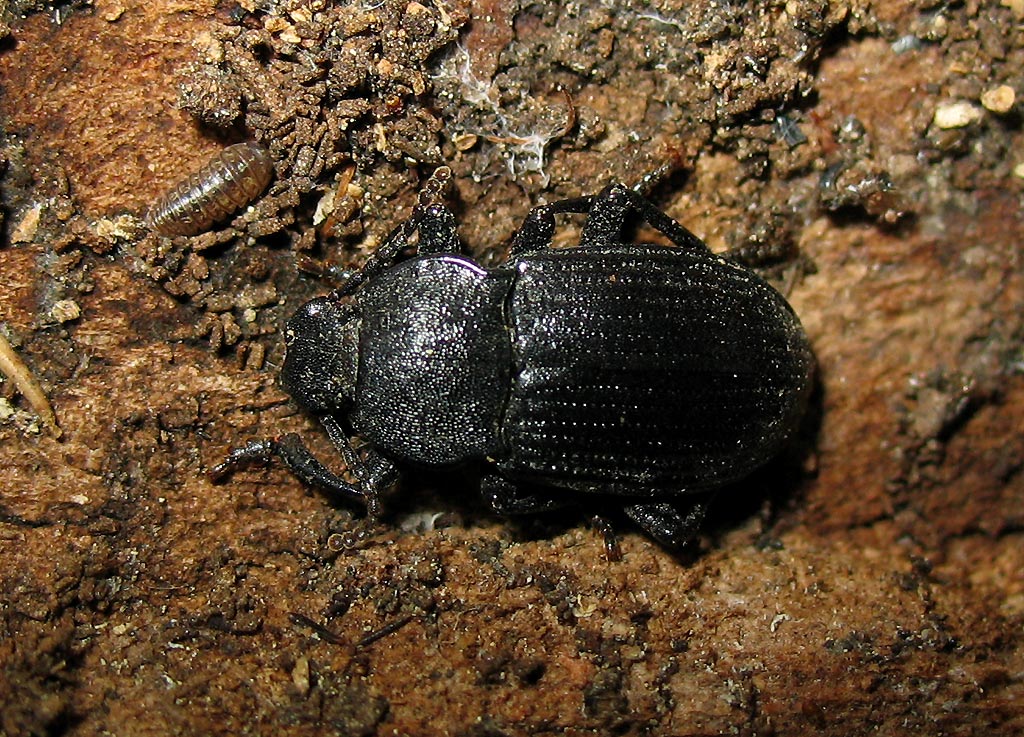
<box><xmin>623</xmin><ymin>497</ymin><xmax>711</xmax><ymax>549</ymax></box>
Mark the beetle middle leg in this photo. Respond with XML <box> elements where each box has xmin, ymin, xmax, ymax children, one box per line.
<box><xmin>623</xmin><ymin>497</ymin><xmax>711</xmax><ymax>549</ymax></box>
<box><xmin>481</xmin><ymin>474</ymin><xmax>570</xmax><ymax>514</ymax></box>
<box><xmin>510</xmin><ymin>180</ymin><xmax>710</xmax><ymax>257</ymax></box>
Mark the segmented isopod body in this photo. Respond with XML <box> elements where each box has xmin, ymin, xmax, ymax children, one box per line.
<box><xmin>145</xmin><ymin>142</ymin><xmax>274</xmax><ymax>236</ymax></box>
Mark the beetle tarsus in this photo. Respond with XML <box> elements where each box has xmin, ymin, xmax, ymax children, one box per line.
<box><xmin>418</xmin><ymin>166</ymin><xmax>453</xmax><ymax>207</ymax></box>
<box><xmin>209</xmin><ymin>438</ymin><xmax>277</xmax><ymax>481</ymax></box>
<box><xmin>590</xmin><ymin>515</ymin><xmax>622</xmax><ymax>562</ymax></box>
<box><xmin>630</xmin><ymin>148</ymin><xmax>688</xmax><ymax>198</ymax></box>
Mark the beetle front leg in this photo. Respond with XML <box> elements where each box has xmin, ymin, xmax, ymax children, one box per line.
<box><xmin>622</xmin><ymin>497</ymin><xmax>711</xmax><ymax>549</ymax></box>
<box><xmin>211</xmin><ymin>434</ymin><xmax>384</xmax><ymax>517</ymax></box>
<box><xmin>581</xmin><ymin>182</ymin><xmax>709</xmax><ymax>253</ymax></box>
<box><xmin>509</xmin><ymin>196</ymin><xmax>594</xmax><ymax>256</ymax></box>
<box><xmin>332</xmin><ymin>167</ymin><xmax>459</xmax><ymax>298</ymax></box>
<box><xmin>322</xmin><ymin>416</ymin><xmax>397</xmax><ymax>517</ymax></box>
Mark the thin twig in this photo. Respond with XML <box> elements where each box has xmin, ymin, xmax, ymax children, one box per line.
<box><xmin>0</xmin><ymin>329</ymin><xmax>61</xmax><ymax>437</ymax></box>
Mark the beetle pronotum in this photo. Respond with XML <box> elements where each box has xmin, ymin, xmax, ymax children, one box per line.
<box><xmin>145</xmin><ymin>141</ymin><xmax>274</xmax><ymax>236</ymax></box>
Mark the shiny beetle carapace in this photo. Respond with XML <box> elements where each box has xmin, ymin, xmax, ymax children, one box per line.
<box><xmin>215</xmin><ymin>168</ymin><xmax>814</xmax><ymax>548</ymax></box>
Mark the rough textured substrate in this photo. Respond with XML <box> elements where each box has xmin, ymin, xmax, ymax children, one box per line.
<box><xmin>0</xmin><ymin>1</ymin><xmax>1021</xmax><ymax>734</ymax></box>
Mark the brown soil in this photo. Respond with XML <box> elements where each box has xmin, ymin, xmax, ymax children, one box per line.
<box><xmin>0</xmin><ymin>0</ymin><xmax>1022</xmax><ymax>735</ymax></box>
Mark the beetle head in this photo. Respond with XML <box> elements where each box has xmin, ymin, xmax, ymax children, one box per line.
<box><xmin>282</xmin><ymin>296</ymin><xmax>359</xmax><ymax>416</ymax></box>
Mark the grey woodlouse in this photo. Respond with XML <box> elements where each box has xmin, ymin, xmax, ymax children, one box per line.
<box><xmin>145</xmin><ymin>141</ymin><xmax>274</xmax><ymax>236</ymax></box>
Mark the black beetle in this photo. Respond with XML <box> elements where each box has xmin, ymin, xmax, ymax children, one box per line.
<box><xmin>214</xmin><ymin>168</ymin><xmax>813</xmax><ymax>548</ymax></box>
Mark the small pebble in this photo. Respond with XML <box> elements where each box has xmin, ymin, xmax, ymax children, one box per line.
<box><xmin>50</xmin><ymin>300</ymin><xmax>81</xmax><ymax>323</ymax></box>
<box><xmin>891</xmin><ymin>34</ymin><xmax>922</xmax><ymax>54</ymax></box>
<box><xmin>291</xmin><ymin>657</ymin><xmax>311</xmax><ymax>695</ymax></box>
<box><xmin>1001</xmin><ymin>0</ymin><xmax>1024</xmax><ymax>20</ymax></box>
<box><xmin>11</xmin><ymin>203</ymin><xmax>42</xmax><ymax>244</ymax></box>
<box><xmin>980</xmin><ymin>85</ymin><xmax>1015</xmax><ymax>114</ymax></box>
<box><xmin>933</xmin><ymin>101</ymin><xmax>983</xmax><ymax>129</ymax></box>
<box><xmin>1013</xmin><ymin>162</ymin><xmax>1024</xmax><ymax>180</ymax></box>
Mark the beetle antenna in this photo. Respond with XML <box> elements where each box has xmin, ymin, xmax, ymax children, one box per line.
<box><xmin>419</xmin><ymin>166</ymin><xmax>453</xmax><ymax>208</ymax></box>
<box><xmin>631</xmin><ymin>147</ymin><xmax>689</xmax><ymax>198</ymax></box>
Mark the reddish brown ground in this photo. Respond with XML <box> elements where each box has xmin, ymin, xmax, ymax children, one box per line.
<box><xmin>0</xmin><ymin>1</ymin><xmax>1021</xmax><ymax>735</ymax></box>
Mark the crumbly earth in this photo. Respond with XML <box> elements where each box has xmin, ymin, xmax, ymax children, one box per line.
<box><xmin>0</xmin><ymin>0</ymin><xmax>1022</xmax><ymax>735</ymax></box>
